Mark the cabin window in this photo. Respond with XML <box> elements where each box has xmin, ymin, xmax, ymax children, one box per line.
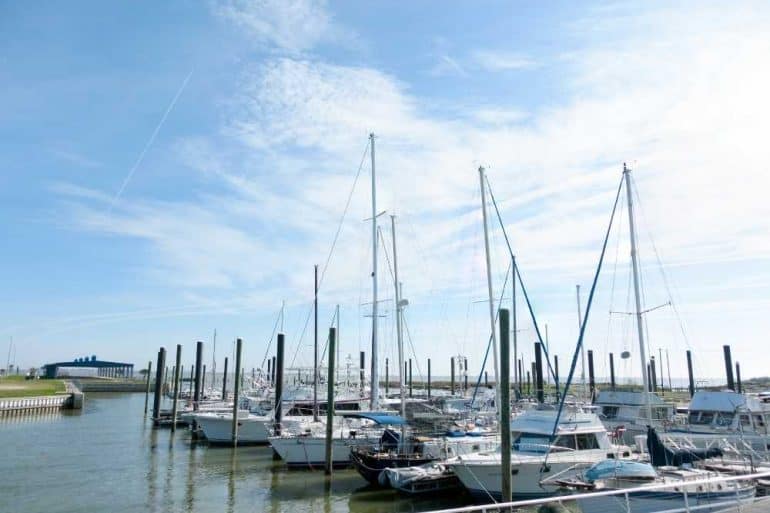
<box><xmin>691</xmin><ymin>411</ymin><xmax>714</xmax><ymax>425</ymax></box>
<box><xmin>652</xmin><ymin>407</ymin><xmax>669</xmax><ymax>420</ymax></box>
<box><xmin>740</xmin><ymin>414</ymin><xmax>752</xmax><ymax>427</ymax></box>
<box><xmin>715</xmin><ymin>413</ymin><xmax>734</xmax><ymax>427</ymax></box>
<box><xmin>602</xmin><ymin>406</ymin><xmax>619</xmax><ymax>419</ymax></box>
<box><xmin>513</xmin><ymin>434</ymin><xmax>551</xmax><ymax>453</ymax></box>
<box><xmin>553</xmin><ymin>435</ymin><xmax>577</xmax><ymax>451</ymax></box>
<box><xmin>576</xmin><ymin>433</ymin><xmax>600</xmax><ymax>450</ymax></box>
<box><xmin>754</xmin><ymin>415</ymin><xmax>766</xmax><ymax>428</ymax></box>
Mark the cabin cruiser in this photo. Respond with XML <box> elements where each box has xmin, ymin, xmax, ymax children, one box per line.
<box><xmin>659</xmin><ymin>390</ymin><xmax>770</xmax><ymax>454</ymax></box>
<box><xmin>595</xmin><ymin>390</ymin><xmax>676</xmax><ymax>444</ymax></box>
<box><xmin>445</xmin><ymin>407</ymin><xmax>633</xmax><ymax>500</ymax></box>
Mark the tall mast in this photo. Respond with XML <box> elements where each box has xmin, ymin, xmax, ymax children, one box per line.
<box><xmin>576</xmin><ymin>285</ymin><xmax>587</xmax><ymax>398</ymax></box>
<box><xmin>479</xmin><ymin>166</ymin><xmax>500</xmax><ymax>412</ymax></box>
<box><xmin>512</xmin><ymin>256</ymin><xmax>518</xmax><ymax>395</ymax></box>
<box><xmin>624</xmin><ymin>163</ymin><xmax>651</xmax><ymax>419</ymax></box>
<box><xmin>370</xmin><ymin>133</ymin><xmax>379</xmax><ymax>411</ymax></box>
<box><xmin>313</xmin><ymin>264</ymin><xmax>319</xmax><ymax>422</ymax></box>
<box><xmin>391</xmin><ymin>216</ymin><xmax>406</xmax><ymax>424</ymax></box>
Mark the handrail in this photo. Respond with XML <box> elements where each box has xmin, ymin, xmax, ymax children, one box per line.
<box><xmin>421</xmin><ymin>470</ymin><xmax>770</xmax><ymax>513</ymax></box>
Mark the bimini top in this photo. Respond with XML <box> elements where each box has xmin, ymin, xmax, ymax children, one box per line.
<box><xmin>585</xmin><ymin>459</ymin><xmax>657</xmax><ymax>482</ymax></box>
<box><xmin>689</xmin><ymin>390</ymin><xmax>768</xmax><ymax>412</ymax></box>
<box><xmin>510</xmin><ymin>409</ymin><xmax>605</xmax><ymax>435</ymax></box>
<box><xmin>594</xmin><ymin>390</ymin><xmax>668</xmax><ymax>406</ymax></box>
<box><xmin>341</xmin><ymin>412</ymin><xmax>407</xmax><ymax>425</ymax></box>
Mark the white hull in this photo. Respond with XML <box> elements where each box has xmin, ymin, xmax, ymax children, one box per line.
<box><xmin>195</xmin><ymin>413</ymin><xmax>272</xmax><ymax>444</ymax></box>
<box><xmin>449</xmin><ymin>449</ymin><xmax>610</xmax><ymax>500</ymax></box>
<box><xmin>269</xmin><ymin>435</ymin><xmax>378</xmax><ymax>468</ymax></box>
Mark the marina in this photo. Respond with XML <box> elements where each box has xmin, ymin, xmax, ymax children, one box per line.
<box><xmin>3</xmin><ymin>2</ymin><xmax>770</xmax><ymax>513</ymax></box>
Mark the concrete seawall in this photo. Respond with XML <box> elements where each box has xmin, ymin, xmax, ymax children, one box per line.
<box><xmin>0</xmin><ymin>381</ymin><xmax>83</xmax><ymax>416</ymax></box>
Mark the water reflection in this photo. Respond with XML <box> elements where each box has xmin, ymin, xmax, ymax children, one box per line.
<box><xmin>146</xmin><ymin>424</ymin><xmax>159</xmax><ymax>513</ymax></box>
<box><xmin>227</xmin><ymin>448</ymin><xmax>236</xmax><ymax>513</ymax></box>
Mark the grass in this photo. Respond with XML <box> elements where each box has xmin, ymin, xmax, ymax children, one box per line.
<box><xmin>0</xmin><ymin>375</ymin><xmax>66</xmax><ymax>398</ymax></box>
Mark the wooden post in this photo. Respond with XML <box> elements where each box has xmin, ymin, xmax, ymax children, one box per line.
<box><xmin>143</xmin><ymin>360</ymin><xmax>152</xmax><ymax>417</ymax></box>
<box><xmin>686</xmin><ymin>350</ymin><xmax>695</xmax><ymax>398</ymax></box>
<box><xmin>534</xmin><ymin>342</ymin><xmax>544</xmax><ymax>403</ymax></box>
<box><xmin>609</xmin><ymin>352</ymin><xmax>616</xmax><ymax>390</ymax></box>
<box><xmin>152</xmin><ymin>348</ymin><xmax>165</xmax><ymax>422</ymax></box>
<box><xmin>554</xmin><ymin>355</ymin><xmax>560</xmax><ymax>401</ymax></box>
<box><xmin>274</xmin><ymin>334</ymin><xmax>285</xmax><ymax>435</ymax></box>
<box><xmin>587</xmin><ymin>349</ymin><xmax>595</xmax><ymax>400</ymax></box>
<box><xmin>485</xmin><ymin>371</ymin><xmax>488</xmax><ymax>387</ymax></box>
<box><xmin>385</xmin><ymin>358</ymin><xmax>389</xmax><ymax>396</ymax></box>
<box><xmin>427</xmin><ymin>358</ymin><xmax>431</xmax><ymax>398</ymax></box>
<box><xmin>222</xmin><ymin>357</ymin><xmax>228</xmax><ymax>400</ymax></box>
<box><xmin>271</xmin><ymin>356</ymin><xmax>276</xmax><ymax>386</ymax></box>
<box><xmin>464</xmin><ymin>358</ymin><xmax>468</xmax><ymax>393</ymax></box>
<box><xmin>194</xmin><ymin>341</ymin><xmax>203</xmax><ymax>411</ymax></box>
<box><xmin>324</xmin><ymin>327</ymin><xmax>336</xmax><ymax>475</ymax></box>
<box><xmin>450</xmin><ymin>357</ymin><xmax>455</xmax><ymax>395</ymax></box>
<box><xmin>736</xmin><ymin>362</ymin><xmax>743</xmax><ymax>394</ymax></box>
<box><xmin>231</xmin><ymin>338</ymin><xmax>242</xmax><ymax>446</ymax></box>
<box><xmin>650</xmin><ymin>356</ymin><xmax>658</xmax><ymax>393</ymax></box>
<box><xmin>359</xmin><ymin>351</ymin><xmax>365</xmax><ymax>393</ymax></box>
<box><xmin>171</xmin><ymin>344</ymin><xmax>182</xmax><ymax>432</ymax></box>
<box><xmin>723</xmin><ymin>345</ymin><xmax>735</xmax><ymax>391</ymax></box>
<box><xmin>201</xmin><ymin>364</ymin><xmax>207</xmax><ymax>397</ymax></box>
<box><xmin>499</xmin><ymin>308</ymin><xmax>512</xmax><ymax>504</ymax></box>
<box><xmin>408</xmin><ymin>358</ymin><xmax>413</xmax><ymax>398</ymax></box>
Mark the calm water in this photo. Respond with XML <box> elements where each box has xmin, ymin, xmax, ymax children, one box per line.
<box><xmin>0</xmin><ymin>393</ymin><xmax>474</xmax><ymax>513</ymax></box>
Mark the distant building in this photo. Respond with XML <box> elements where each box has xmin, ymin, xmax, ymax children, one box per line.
<box><xmin>41</xmin><ymin>356</ymin><xmax>134</xmax><ymax>379</ymax></box>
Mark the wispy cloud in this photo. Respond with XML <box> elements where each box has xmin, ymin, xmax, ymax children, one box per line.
<box><xmin>50</xmin><ymin>149</ymin><xmax>102</xmax><ymax>169</ymax></box>
<box><xmin>213</xmin><ymin>0</ymin><xmax>344</xmax><ymax>54</ymax></box>
<box><xmin>53</xmin><ymin>2</ymin><xmax>770</xmax><ymax>376</ymax></box>
<box><xmin>429</xmin><ymin>54</ymin><xmax>468</xmax><ymax>77</ymax></box>
<box><xmin>470</xmin><ymin>50</ymin><xmax>537</xmax><ymax>71</ymax></box>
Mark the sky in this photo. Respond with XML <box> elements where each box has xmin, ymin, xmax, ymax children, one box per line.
<box><xmin>2</xmin><ymin>0</ymin><xmax>770</xmax><ymax>386</ymax></box>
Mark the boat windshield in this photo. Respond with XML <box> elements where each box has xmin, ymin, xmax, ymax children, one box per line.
<box><xmin>513</xmin><ymin>433</ymin><xmax>590</xmax><ymax>453</ymax></box>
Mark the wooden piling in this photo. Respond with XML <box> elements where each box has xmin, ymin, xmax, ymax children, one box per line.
<box><xmin>222</xmin><ymin>357</ymin><xmax>228</xmax><ymax>400</ymax></box>
<box><xmin>534</xmin><ymin>342</ymin><xmax>544</xmax><ymax>403</ymax></box>
<box><xmin>408</xmin><ymin>358</ymin><xmax>412</xmax><ymax>398</ymax></box>
<box><xmin>723</xmin><ymin>345</ymin><xmax>735</xmax><ymax>391</ymax></box>
<box><xmin>609</xmin><ymin>352</ymin><xmax>616</xmax><ymax>390</ymax></box>
<box><xmin>499</xmin><ymin>308</ymin><xmax>512</xmax><ymax>504</ymax></box>
<box><xmin>450</xmin><ymin>357</ymin><xmax>455</xmax><ymax>395</ymax></box>
<box><xmin>686</xmin><ymin>350</ymin><xmax>695</xmax><ymax>397</ymax></box>
<box><xmin>143</xmin><ymin>360</ymin><xmax>152</xmax><ymax>417</ymax></box>
<box><xmin>201</xmin><ymin>364</ymin><xmax>207</xmax><ymax>396</ymax></box>
<box><xmin>324</xmin><ymin>327</ymin><xmax>336</xmax><ymax>476</ymax></box>
<box><xmin>231</xmin><ymin>338</ymin><xmax>242</xmax><ymax>446</ymax></box>
<box><xmin>152</xmin><ymin>348</ymin><xmax>165</xmax><ymax>422</ymax></box>
<box><xmin>427</xmin><ymin>358</ymin><xmax>431</xmax><ymax>398</ymax></box>
<box><xmin>274</xmin><ymin>334</ymin><xmax>285</xmax><ymax>435</ymax></box>
<box><xmin>385</xmin><ymin>358</ymin><xmax>389</xmax><ymax>396</ymax></box>
<box><xmin>587</xmin><ymin>349</ymin><xmax>595</xmax><ymax>400</ymax></box>
<box><xmin>359</xmin><ymin>351</ymin><xmax>365</xmax><ymax>393</ymax></box>
<box><xmin>736</xmin><ymin>362</ymin><xmax>742</xmax><ymax>394</ymax></box>
<box><xmin>172</xmin><ymin>344</ymin><xmax>182</xmax><ymax>432</ymax></box>
<box><xmin>194</xmin><ymin>341</ymin><xmax>203</xmax><ymax>410</ymax></box>
<box><xmin>650</xmin><ymin>356</ymin><xmax>658</xmax><ymax>393</ymax></box>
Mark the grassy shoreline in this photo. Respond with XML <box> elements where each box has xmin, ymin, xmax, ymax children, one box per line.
<box><xmin>0</xmin><ymin>375</ymin><xmax>66</xmax><ymax>398</ymax></box>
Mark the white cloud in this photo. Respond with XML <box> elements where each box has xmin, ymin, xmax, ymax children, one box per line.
<box><xmin>213</xmin><ymin>0</ymin><xmax>341</xmax><ymax>53</ymax></box>
<box><xmin>56</xmin><ymin>2</ymin><xmax>770</xmax><ymax>377</ymax></box>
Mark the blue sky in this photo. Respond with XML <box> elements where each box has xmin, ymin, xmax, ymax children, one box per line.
<box><xmin>2</xmin><ymin>1</ymin><xmax>770</xmax><ymax>385</ymax></box>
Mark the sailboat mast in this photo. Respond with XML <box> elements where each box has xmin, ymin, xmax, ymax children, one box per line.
<box><xmin>391</xmin><ymin>216</ymin><xmax>406</xmax><ymax>422</ymax></box>
<box><xmin>623</xmin><ymin>163</ymin><xmax>651</xmax><ymax>418</ymax></box>
<box><xmin>370</xmin><ymin>133</ymin><xmax>379</xmax><ymax>411</ymax></box>
<box><xmin>478</xmin><ymin>166</ymin><xmax>500</xmax><ymax>410</ymax></box>
<box><xmin>576</xmin><ymin>285</ymin><xmax>587</xmax><ymax>398</ymax></box>
<box><xmin>313</xmin><ymin>264</ymin><xmax>319</xmax><ymax>422</ymax></box>
<box><xmin>512</xmin><ymin>256</ymin><xmax>518</xmax><ymax>394</ymax></box>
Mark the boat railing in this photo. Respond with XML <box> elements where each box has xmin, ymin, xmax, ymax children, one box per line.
<box><xmin>420</xmin><ymin>470</ymin><xmax>770</xmax><ymax>513</ymax></box>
